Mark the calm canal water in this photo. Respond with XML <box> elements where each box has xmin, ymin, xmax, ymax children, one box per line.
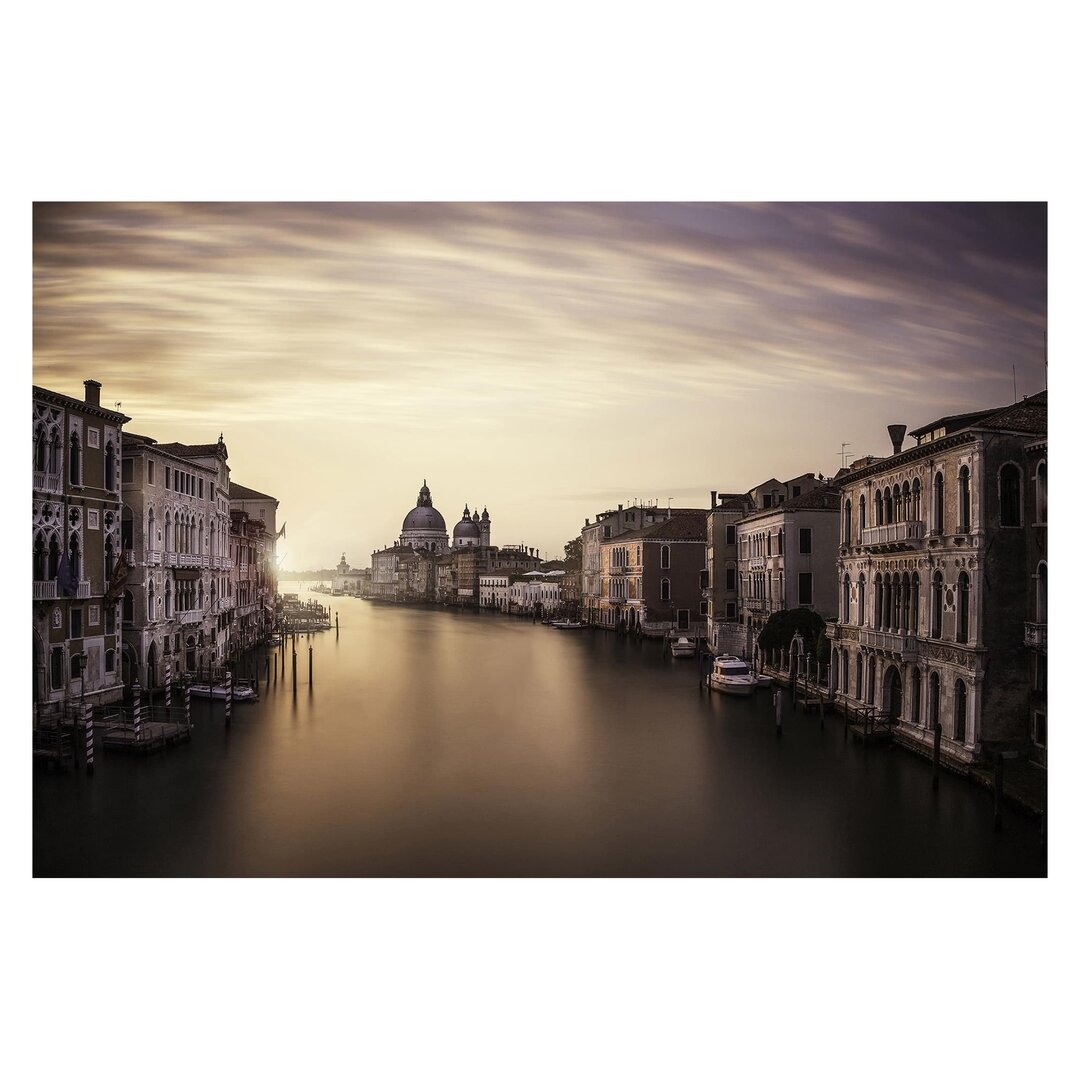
<box><xmin>34</xmin><ymin>585</ymin><xmax>1047</xmax><ymax>876</ymax></box>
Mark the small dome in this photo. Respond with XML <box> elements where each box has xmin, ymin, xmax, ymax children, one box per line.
<box><xmin>454</xmin><ymin>506</ymin><xmax>481</xmax><ymax>538</ymax></box>
<box><xmin>481</xmin><ymin>507</ymin><xmax>489</xmax><ymax>521</ymax></box>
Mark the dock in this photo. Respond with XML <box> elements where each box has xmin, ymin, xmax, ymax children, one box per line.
<box><xmin>99</xmin><ymin>705</ymin><xmax>192</xmax><ymax>754</ymax></box>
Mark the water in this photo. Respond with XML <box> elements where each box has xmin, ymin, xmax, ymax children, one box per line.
<box><xmin>33</xmin><ymin>586</ymin><xmax>1047</xmax><ymax>876</ymax></box>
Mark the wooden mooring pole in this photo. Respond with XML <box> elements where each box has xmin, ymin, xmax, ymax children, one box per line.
<box><xmin>993</xmin><ymin>753</ymin><xmax>1004</xmax><ymax>831</ymax></box>
<box><xmin>932</xmin><ymin>722</ymin><xmax>942</xmax><ymax>791</ymax></box>
<box><xmin>84</xmin><ymin>700</ymin><xmax>94</xmax><ymax>775</ymax></box>
<box><xmin>292</xmin><ymin>650</ymin><xmax>297</xmax><ymax>698</ymax></box>
<box><xmin>308</xmin><ymin>644</ymin><xmax>313</xmax><ymax>688</ymax></box>
<box><xmin>225</xmin><ymin>671</ymin><xmax>233</xmax><ymax>729</ymax></box>
<box><xmin>774</xmin><ymin>689</ymin><xmax>782</xmax><ymax>738</ymax></box>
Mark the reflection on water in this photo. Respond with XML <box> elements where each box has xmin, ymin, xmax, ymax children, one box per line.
<box><xmin>34</xmin><ymin>587</ymin><xmax>1047</xmax><ymax>876</ymax></box>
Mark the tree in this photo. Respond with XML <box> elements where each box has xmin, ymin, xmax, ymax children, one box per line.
<box><xmin>757</xmin><ymin>608</ymin><xmax>825</xmax><ymax>656</ymax></box>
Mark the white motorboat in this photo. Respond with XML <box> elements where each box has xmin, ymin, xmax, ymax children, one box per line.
<box><xmin>670</xmin><ymin>636</ymin><xmax>696</xmax><ymax>658</ymax></box>
<box><xmin>186</xmin><ymin>682</ymin><xmax>258</xmax><ymax>702</ymax></box>
<box><xmin>550</xmin><ymin>619</ymin><xmax>585</xmax><ymax>630</ymax></box>
<box><xmin>752</xmin><ymin>672</ymin><xmax>774</xmax><ymax>689</ymax></box>
<box><xmin>708</xmin><ymin>656</ymin><xmax>756</xmax><ymax>696</ymax></box>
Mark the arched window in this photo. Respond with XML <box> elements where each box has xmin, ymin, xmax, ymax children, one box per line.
<box><xmin>933</xmin><ymin>472</ymin><xmax>944</xmax><ymax>533</ymax></box>
<box><xmin>842</xmin><ymin>650</ymin><xmax>850</xmax><ymax>694</ymax></box>
<box><xmin>855</xmin><ymin>654</ymin><xmax>863</xmax><ymax>699</ymax></box>
<box><xmin>912</xmin><ymin>477</ymin><xmax>922</xmax><ymax>521</ymax></box>
<box><xmin>1036</xmin><ymin>562</ymin><xmax>1047</xmax><ymax>624</ymax></box>
<box><xmin>1000</xmin><ymin>463</ymin><xmax>1022</xmax><ymax>526</ymax></box>
<box><xmin>958</xmin><ymin>466</ymin><xmax>971</xmax><ymax>532</ymax></box>
<box><xmin>123</xmin><ymin>590</ymin><xmax>134</xmax><ymax>625</ymax></box>
<box><xmin>48</xmin><ymin>535</ymin><xmax>61</xmax><ymax>579</ymax></box>
<box><xmin>660</xmin><ymin>544</ymin><xmax>670</xmax><ymax>570</ymax></box>
<box><xmin>660</xmin><ymin>577</ymin><xmax>670</xmax><ymax>601</ymax></box>
<box><xmin>900</xmin><ymin>573</ymin><xmax>910</xmax><ymax>632</ymax></box>
<box><xmin>892</xmin><ymin>573</ymin><xmax>903</xmax><ymax>631</ymax></box>
<box><xmin>147</xmin><ymin>508</ymin><xmax>155</xmax><ymax>551</ymax></box>
<box><xmin>884</xmin><ymin>487</ymin><xmax>893</xmax><ymax>524</ymax></box>
<box><xmin>857</xmin><ymin>574</ymin><xmax>866</xmax><ymax>625</ymax></box>
<box><xmin>901</xmin><ymin>481</ymin><xmax>911</xmax><ymax>521</ymax></box>
<box><xmin>105</xmin><ymin>537</ymin><xmax>114</xmax><ymax>582</ymax></box>
<box><xmin>931</xmin><ymin>572</ymin><xmax>943</xmax><ymax>639</ymax></box>
<box><xmin>34</xmin><ymin>425</ymin><xmax>46</xmax><ymax>471</ymax></box>
<box><xmin>1035</xmin><ymin>461</ymin><xmax>1047</xmax><ymax>524</ymax></box>
<box><xmin>859</xmin><ymin>494</ymin><xmax>866</xmax><ymax>532</ymax></box>
<box><xmin>842</xmin><ymin>573</ymin><xmax>851</xmax><ymax>622</ymax></box>
<box><xmin>929</xmin><ymin>671</ymin><xmax>940</xmax><ymax>730</ymax></box>
<box><xmin>911</xmin><ymin>667</ymin><xmax>921</xmax><ymax>726</ymax></box>
<box><xmin>165</xmin><ymin>513</ymin><xmax>172</xmax><ymax>552</ymax></box>
<box><xmin>910</xmin><ymin>574</ymin><xmax>920</xmax><ymax>634</ymax></box>
<box><xmin>954</xmin><ymin>680</ymin><xmax>967</xmax><ymax>742</ymax></box>
<box><xmin>69</xmin><ymin>432</ymin><xmax>81</xmax><ymax>486</ymax></box>
<box><xmin>874</xmin><ymin>489</ymin><xmax>883</xmax><ymax>526</ymax></box>
<box><xmin>68</xmin><ymin>534</ymin><xmax>81</xmax><ymax>582</ymax></box>
<box><xmin>105</xmin><ymin>441</ymin><xmax>116</xmax><ymax>491</ymax></box>
<box><xmin>147</xmin><ymin>581</ymin><xmax>155</xmax><ymax>622</ymax></box>
<box><xmin>844</xmin><ymin>499</ymin><xmax>852</xmax><ymax>545</ymax></box>
<box><xmin>33</xmin><ymin>532</ymin><xmax>47</xmax><ymax>580</ymax></box>
<box><xmin>873</xmin><ymin>573</ymin><xmax>883</xmax><ymax>630</ymax></box>
<box><xmin>956</xmin><ymin>572</ymin><xmax>969</xmax><ymax>643</ymax></box>
<box><xmin>866</xmin><ymin>656</ymin><xmax>876</xmax><ymax>705</ymax></box>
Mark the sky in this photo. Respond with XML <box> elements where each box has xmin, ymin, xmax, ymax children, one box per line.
<box><xmin>32</xmin><ymin>202</ymin><xmax>1047</xmax><ymax>570</ymax></box>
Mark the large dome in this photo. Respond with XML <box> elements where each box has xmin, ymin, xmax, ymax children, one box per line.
<box><xmin>402</xmin><ymin>504</ymin><xmax>446</xmax><ymax>532</ymax></box>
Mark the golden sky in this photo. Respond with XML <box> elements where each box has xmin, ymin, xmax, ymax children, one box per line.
<box><xmin>33</xmin><ymin>202</ymin><xmax>1046</xmax><ymax>569</ymax></box>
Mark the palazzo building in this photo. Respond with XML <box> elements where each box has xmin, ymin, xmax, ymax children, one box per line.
<box><xmin>826</xmin><ymin>394</ymin><xmax>1047</xmax><ymax>766</ymax></box>
<box><xmin>33</xmin><ymin>380</ymin><xmax>130</xmax><ymax>713</ymax></box>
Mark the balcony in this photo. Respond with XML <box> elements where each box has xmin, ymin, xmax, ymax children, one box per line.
<box><xmin>146</xmin><ymin>551</ymin><xmax>163</xmax><ymax>567</ymax></box>
<box><xmin>1024</xmin><ymin>622</ymin><xmax>1047</xmax><ymax>649</ymax></box>
<box><xmin>860</xmin><ymin>521</ymin><xmax>926</xmax><ymax>550</ymax></box>
<box><xmin>608</xmin><ymin>566</ymin><xmax>626</xmax><ymax>576</ymax></box>
<box><xmin>164</xmin><ymin>552</ymin><xmax>178</xmax><ymax>567</ymax></box>
<box><xmin>33</xmin><ymin>470</ymin><xmax>63</xmax><ymax>494</ymax></box>
<box><xmin>859</xmin><ymin>627</ymin><xmax>917</xmax><ymax>660</ymax></box>
<box><xmin>33</xmin><ymin>581</ymin><xmax>58</xmax><ymax>601</ymax></box>
<box><xmin>176</xmin><ymin>609</ymin><xmax>203</xmax><ymax>625</ymax></box>
<box><xmin>76</xmin><ymin>580</ymin><xmax>91</xmax><ymax>599</ymax></box>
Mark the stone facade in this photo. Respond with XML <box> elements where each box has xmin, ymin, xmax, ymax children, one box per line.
<box><xmin>826</xmin><ymin>394</ymin><xmax>1047</xmax><ymax>766</ymax></box>
<box><xmin>33</xmin><ymin>380</ymin><xmax>130</xmax><ymax>712</ymax></box>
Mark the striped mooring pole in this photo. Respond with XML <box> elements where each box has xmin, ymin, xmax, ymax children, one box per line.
<box><xmin>84</xmin><ymin>700</ymin><xmax>94</xmax><ymax>775</ymax></box>
<box><xmin>165</xmin><ymin>665</ymin><xmax>172</xmax><ymax>711</ymax></box>
<box><xmin>225</xmin><ymin>670</ymin><xmax>233</xmax><ymax>729</ymax></box>
<box><xmin>184</xmin><ymin>686</ymin><xmax>192</xmax><ymax>731</ymax></box>
<box><xmin>133</xmin><ymin>682</ymin><xmax>143</xmax><ymax>741</ymax></box>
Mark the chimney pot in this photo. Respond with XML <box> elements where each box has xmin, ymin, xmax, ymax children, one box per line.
<box><xmin>84</xmin><ymin>379</ymin><xmax>101</xmax><ymax>407</ymax></box>
<box><xmin>887</xmin><ymin>424</ymin><xmax>907</xmax><ymax>455</ymax></box>
<box><xmin>711</xmin><ymin>490</ymin><xmax>717</xmax><ymax>510</ymax></box>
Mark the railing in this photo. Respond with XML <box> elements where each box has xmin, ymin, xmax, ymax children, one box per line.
<box><xmin>861</xmin><ymin>521</ymin><xmax>926</xmax><ymax>548</ymax></box>
<box><xmin>33</xmin><ymin>580</ymin><xmax>58</xmax><ymax>600</ymax></box>
<box><xmin>859</xmin><ymin>627</ymin><xmax>917</xmax><ymax>659</ymax></box>
<box><xmin>33</xmin><ymin>470</ymin><xmax>63</xmax><ymax>493</ymax></box>
<box><xmin>608</xmin><ymin>566</ymin><xmax>625</xmax><ymax>576</ymax></box>
<box><xmin>164</xmin><ymin>552</ymin><xmax>177</xmax><ymax>567</ymax></box>
<box><xmin>176</xmin><ymin>609</ymin><xmax>203</xmax><ymax>624</ymax></box>
<box><xmin>1024</xmin><ymin>622</ymin><xmax>1047</xmax><ymax>648</ymax></box>
<box><xmin>77</xmin><ymin>580</ymin><xmax>91</xmax><ymax>599</ymax></box>
<box><xmin>146</xmin><ymin>551</ymin><xmax>163</xmax><ymax>566</ymax></box>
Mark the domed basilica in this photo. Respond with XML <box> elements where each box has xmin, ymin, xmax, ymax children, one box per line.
<box><xmin>399</xmin><ymin>480</ymin><xmax>490</xmax><ymax>553</ymax></box>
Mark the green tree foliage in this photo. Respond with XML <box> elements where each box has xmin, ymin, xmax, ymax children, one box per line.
<box><xmin>757</xmin><ymin>608</ymin><xmax>825</xmax><ymax>656</ymax></box>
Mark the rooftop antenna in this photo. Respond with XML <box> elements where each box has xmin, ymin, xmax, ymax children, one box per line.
<box><xmin>837</xmin><ymin>442</ymin><xmax>851</xmax><ymax>469</ymax></box>
<box><xmin>1013</xmin><ymin>364</ymin><xmax>1017</xmax><ymax>403</ymax></box>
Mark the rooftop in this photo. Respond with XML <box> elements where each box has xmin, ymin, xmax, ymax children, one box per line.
<box><xmin>230</xmin><ymin>481</ymin><xmax>278</xmax><ymax>503</ymax></box>
<box><xmin>741</xmin><ymin>487</ymin><xmax>840</xmax><ymax>523</ymax></box>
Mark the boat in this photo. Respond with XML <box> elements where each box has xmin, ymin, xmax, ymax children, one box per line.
<box><xmin>752</xmin><ymin>672</ymin><xmax>774</xmax><ymax>689</ymax></box>
<box><xmin>670</xmin><ymin>636</ymin><xmax>696</xmax><ymax>658</ymax></box>
<box><xmin>186</xmin><ymin>682</ymin><xmax>259</xmax><ymax>702</ymax></box>
<box><xmin>707</xmin><ymin>656</ymin><xmax>756</xmax><ymax>696</ymax></box>
<box><xmin>550</xmin><ymin>619</ymin><xmax>585</xmax><ymax>630</ymax></box>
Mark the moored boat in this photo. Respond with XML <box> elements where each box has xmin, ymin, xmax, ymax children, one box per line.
<box><xmin>707</xmin><ymin>656</ymin><xmax>756</xmax><ymax>696</ymax></box>
<box><xmin>550</xmin><ymin>619</ymin><xmax>584</xmax><ymax>630</ymax></box>
<box><xmin>670</xmin><ymin>636</ymin><xmax>696</xmax><ymax>658</ymax></box>
<box><xmin>186</xmin><ymin>682</ymin><xmax>258</xmax><ymax>702</ymax></box>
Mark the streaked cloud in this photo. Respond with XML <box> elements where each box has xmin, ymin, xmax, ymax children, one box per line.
<box><xmin>33</xmin><ymin>202</ymin><xmax>1046</xmax><ymax>567</ymax></box>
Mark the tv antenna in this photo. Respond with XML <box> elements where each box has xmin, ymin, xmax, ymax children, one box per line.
<box><xmin>837</xmin><ymin>442</ymin><xmax>851</xmax><ymax>469</ymax></box>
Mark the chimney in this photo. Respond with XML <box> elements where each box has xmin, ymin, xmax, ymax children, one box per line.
<box><xmin>887</xmin><ymin>424</ymin><xmax>907</xmax><ymax>455</ymax></box>
<box><xmin>711</xmin><ymin>490</ymin><xmax>717</xmax><ymax>510</ymax></box>
<box><xmin>618</xmin><ymin>503</ymin><xmax>623</xmax><ymax>511</ymax></box>
<box><xmin>84</xmin><ymin>379</ymin><xmax>101</xmax><ymax>407</ymax></box>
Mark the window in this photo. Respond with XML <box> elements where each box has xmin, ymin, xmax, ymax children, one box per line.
<box><xmin>105</xmin><ymin>649</ymin><xmax>115</xmax><ymax>673</ymax></box>
<box><xmin>866</xmin><ymin>656</ymin><xmax>876</xmax><ymax>705</ymax></box>
<box><xmin>50</xmin><ymin>646</ymin><xmax>64</xmax><ymax>691</ymax></box>
<box><xmin>1033</xmin><ymin>710</ymin><xmax>1047</xmax><ymax>749</ymax></box>
<box><xmin>777</xmin><ymin>529</ymin><xmax>784</xmax><ymax>555</ymax></box>
<box><xmin>954</xmin><ymin>681</ymin><xmax>967</xmax><ymax>742</ymax></box>
<box><xmin>857</xmin><ymin>574</ymin><xmax>865</xmax><ymax>625</ymax></box>
<box><xmin>726</xmin><ymin>602</ymin><xmax>736</xmax><ymax>619</ymax></box>
<box><xmin>700</xmin><ymin>600</ymin><xmax>708</xmax><ymax>615</ymax></box>
<box><xmin>859</xmin><ymin>495</ymin><xmax>866</xmax><ymax>531</ymax></box>
<box><xmin>956</xmin><ymin>572</ymin><xmax>969</xmax><ymax>643</ymax></box>
<box><xmin>1035</xmin><ymin>461</ymin><xmax>1047</xmax><ymax>524</ymax></box>
<box><xmin>958</xmin><ymin>466</ymin><xmax>971</xmax><ymax>532</ymax></box>
<box><xmin>725</xmin><ymin>568</ymin><xmax>736</xmax><ymax>590</ymax></box>
<box><xmin>726</xmin><ymin>524</ymin><xmax>736</xmax><ymax>544</ymax></box>
<box><xmin>602</xmin><ymin>525</ymin><xmax>611</xmax><ymax>539</ymax></box>
<box><xmin>855</xmin><ymin>654</ymin><xmax>863</xmax><ymax>699</ymax></box>
<box><xmin>763</xmin><ymin>494</ymin><xmax>771</xmax><ymax>508</ymax></box>
<box><xmin>677</xmin><ymin>609</ymin><xmax>690</xmax><ymax>630</ymax></box>
<box><xmin>165</xmin><ymin>466</ymin><xmax>171</xmax><ymax>489</ymax></box>
<box><xmin>912</xmin><ymin>478</ymin><xmax>921</xmax><ymax>521</ymax></box>
<box><xmin>874</xmin><ymin>490</ymin><xmax>883</xmax><ymax>526</ymax></box>
<box><xmin>199</xmin><ymin>478</ymin><xmax>204</xmax><ymax>499</ymax></box>
<box><xmin>1000</xmin><ymin>463</ymin><xmax>1021</xmax><ymax>526</ymax></box>
<box><xmin>660</xmin><ymin>545</ymin><xmax>670</xmax><ymax>569</ymax></box>
<box><xmin>799</xmin><ymin>573</ymin><xmax>813</xmax><ymax>606</ymax></box>
<box><xmin>933</xmin><ymin>472</ymin><xmax>944</xmax><ymax>533</ymax></box>
<box><xmin>660</xmin><ymin>578</ymin><xmax>671</xmax><ymax>601</ymax></box>
<box><xmin>210</xmin><ymin>482</ymin><xmax>215</xmax><ymax>502</ymax></box>
<box><xmin>799</xmin><ymin>528</ymin><xmax>812</xmax><ymax>554</ymax></box>
<box><xmin>69</xmin><ymin>432</ymin><xmax>82</xmax><ymax>486</ymax></box>
<box><xmin>70</xmin><ymin>654</ymin><xmax>83</xmax><ymax>681</ymax></box>
<box><xmin>1035</xmin><ymin>562</ymin><xmax>1047</xmax><ymax>624</ymax></box>
<box><xmin>842</xmin><ymin>574</ymin><xmax>850</xmax><ymax>622</ymax></box>
<box><xmin>792</xmin><ymin>486</ymin><xmax>801</xmax><ymax>497</ymax></box>
<box><xmin>911</xmin><ymin>667</ymin><xmax>921</xmax><ymax>725</ymax></box>
<box><xmin>928</xmin><ymin>672</ymin><xmax>940</xmax><ymax>730</ymax></box>
<box><xmin>931</xmin><ymin>572</ymin><xmax>943</xmax><ymax>639</ymax></box>
<box><xmin>70</xmin><ymin>608</ymin><xmax>82</xmax><ymax>638</ymax></box>
<box><xmin>844</xmin><ymin>500</ymin><xmax>852</xmax><ymax>545</ymax></box>
<box><xmin>766</xmin><ymin>533</ymin><xmax>771</xmax><ymax>556</ymax></box>
<box><xmin>147</xmin><ymin>459</ymin><xmax>155</xmax><ymax>484</ymax></box>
